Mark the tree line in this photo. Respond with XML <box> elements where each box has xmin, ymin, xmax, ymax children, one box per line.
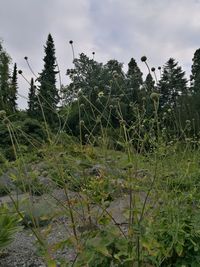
<box><xmin>1</xmin><ymin>33</ymin><xmax>200</xmax><ymax>158</ymax></box>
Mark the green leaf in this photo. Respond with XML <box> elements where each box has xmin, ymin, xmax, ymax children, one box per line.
<box><xmin>175</xmin><ymin>243</ymin><xmax>183</xmax><ymax>256</ymax></box>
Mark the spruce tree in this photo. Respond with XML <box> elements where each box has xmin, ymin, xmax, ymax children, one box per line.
<box><xmin>142</xmin><ymin>73</ymin><xmax>156</xmax><ymax>117</ymax></box>
<box><xmin>158</xmin><ymin>58</ymin><xmax>187</xmax><ymax>110</ymax></box>
<box><xmin>190</xmin><ymin>49</ymin><xmax>200</xmax><ymax>126</ymax></box>
<box><xmin>191</xmin><ymin>48</ymin><xmax>200</xmax><ymax>94</ymax></box>
<box><xmin>0</xmin><ymin>45</ymin><xmax>10</xmax><ymax>112</ymax></box>
<box><xmin>144</xmin><ymin>73</ymin><xmax>155</xmax><ymax>93</ymax></box>
<box><xmin>28</xmin><ymin>78</ymin><xmax>37</xmax><ymax>117</ymax></box>
<box><xmin>126</xmin><ymin>58</ymin><xmax>143</xmax><ymax>103</ymax></box>
<box><xmin>9</xmin><ymin>63</ymin><xmax>18</xmax><ymax>112</ymax></box>
<box><xmin>37</xmin><ymin>34</ymin><xmax>59</xmax><ymax>124</ymax></box>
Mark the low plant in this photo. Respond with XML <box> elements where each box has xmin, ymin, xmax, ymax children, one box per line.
<box><xmin>0</xmin><ymin>204</ymin><xmax>21</xmax><ymax>252</ymax></box>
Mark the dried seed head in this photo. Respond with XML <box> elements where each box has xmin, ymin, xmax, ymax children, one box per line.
<box><xmin>98</xmin><ymin>91</ymin><xmax>104</xmax><ymax>97</ymax></box>
<box><xmin>18</xmin><ymin>70</ymin><xmax>23</xmax><ymax>74</ymax></box>
<box><xmin>119</xmin><ymin>119</ymin><xmax>126</xmax><ymax>125</ymax></box>
<box><xmin>24</xmin><ymin>56</ymin><xmax>28</xmax><ymax>60</ymax></box>
<box><xmin>151</xmin><ymin>67</ymin><xmax>155</xmax><ymax>72</ymax></box>
<box><xmin>69</xmin><ymin>40</ymin><xmax>73</xmax><ymax>44</ymax></box>
<box><xmin>2</xmin><ymin>118</ymin><xmax>10</xmax><ymax>125</ymax></box>
<box><xmin>141</xmin><ymin>56</ymin><xmax>147</xmax><ymax>62</ymax></box>
<box><xmin>112</xmin><ymin>71</ymin><xmax>118</xmax><ymax>79</ymax></box>
<box><xmin>150</xmin><ymin>92</ymin><xmax>160</xmax><ymax>102</ymax></box>
<box><xmin>0</xmin><ymin>110</ymin><xmax>6</xmax><ymax>119</ymax></box>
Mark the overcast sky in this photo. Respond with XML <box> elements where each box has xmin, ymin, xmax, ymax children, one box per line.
<box><xmin>1</xmin><ymin>0</ymin><xmax>200</xmax><ymax>108</ymax></box>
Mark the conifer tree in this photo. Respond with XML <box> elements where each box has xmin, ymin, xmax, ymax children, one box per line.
<box><xmin>28</xmin><ymin>78</ymin><xmax>37</xmax><ymax>117</ymax></box>
<box><xmin>9</xmin><ymin>63</ymin><xmax>18</xmax><ymax>112</ymax></box>
<box><xmin>189</xmin><ymin>49</ymin><xmax>200</xmax><ymax>126</ymax></box>
<box><xmin>0</xmin><ymin>44</ymin><xmax>10</xmax><ymax>111</ymax></box>
<box><xmin>191</xmin><ymin>48</ymin><xmax>200</xmax><ymax>94</ymax></box>
<box><xmin>37</xmin><ymin>34</ymin><xmax>59</xmax><ymax>124</ymax></box>
<box><xmin>144</xmin><ymin>73</ymin><xmax>155</xmax><ymax>93</ymax></box>
<box><xmin>158</xmin><ymin>58</ymin><xmax>187</xmax><ymax>110</ymax></box>
<box><xmin>142</xmin><ymin>73</ymin><xmax>156</xmax><ymax>117</ymax></box>
<box><xmin>126</xmin><ymin>58</ymin><xmax>143</xmax><ymax>103</ymax></box>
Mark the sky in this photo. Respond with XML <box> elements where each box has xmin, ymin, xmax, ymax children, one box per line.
<box><xmin>0</xmin><ymin>0</ymin><xmax>200</xmax><ymax>108</ymax></box>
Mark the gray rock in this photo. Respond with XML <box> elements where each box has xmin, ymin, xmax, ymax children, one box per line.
<box><xmin>88</xmin><ymin>164</ymin><xmax>105</xmax><ymax>176</ymax></box>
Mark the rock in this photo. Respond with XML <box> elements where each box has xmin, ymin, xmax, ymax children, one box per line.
<box><xmin>107</xmin><ymin>196</ymin><xmax>129</xmax><ymax>224</ymax></box>
<box><xmin>0</xmin><ymin>173</ymin><xmax>13</xmax><ymax>188</ymax></box>
<box><xmin>38</xmin><ymin>176</ymin><xmax>54</xmax><ymax>187</ymax></box>
<box><xmin>88</xmin><ymin>164</ymin><xmax>106</xmax><ymax>177</ymax></box>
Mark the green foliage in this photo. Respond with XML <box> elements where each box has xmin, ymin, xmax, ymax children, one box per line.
<box><xmin>75</xmin><ymin>227</ymin><xmax>131</xmax><ymax>267</ymax></box>
<box><xmin>158</xmin><ymin>58</ymin><xmax>187</xmax><ymax>110</ymax></box>
<box><xmin>127</xmin><ymin>57</ymin><xmax>143</xmax><ymax>104</ymax></box>
<box><xmin>143</xmin><ymin>196</ymin><xmax>200</xmax><ymax>266</ymax></box>
<box><xmin>0</xmin><ymin>42</ymin><xmax>11</xmax><ymax>113</ymax></box>
<box><xmin>191</xmin><ymin>48</ymin><xmax>200</xmax><ymax>94</ymax></box>
<box><xmin>64</xmin><ymin>53</ymin><xmax>144</xmax><ymax>136</ymax></box>
<box><xmin>9</xmin><ymin>63</ymin><xmax>18</xmax><ymax>112</ymax></box>
<box><xmin>37</xmin><ymin>34</ymin><xmax>59</xmax><ymax>125</ymax></box>
<box><xmin>0</xmin><ymin>205</ymin><xmax>21</xmax><ymax>251</ymax></box>
<box><xmin>14</xmin><ymin>170</ymin><xmax>50</xmax><ymax>196</ymax></box>
<box><xmin>0</xmin><ymin>112</ymin><xmax>47</xmax><ymax>160</ymax></box>
<box><xmin>28</xmin><ymin>78</ymin><xmax>38</xmax><ymax>117</ymax></box>
<box><xmin>2</xmin><ymin>34</ymin><xmax>200</xmax><ymax>267</ymax></box>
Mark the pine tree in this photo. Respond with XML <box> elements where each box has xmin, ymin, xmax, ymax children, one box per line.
<box><xmin>126</xmin><ymin>58</ymin><xmax>143</xmax><ymax>103</ymax></box>
<box><xmin>37</xmin><ymin>34</ymin><xmax>59</xmax><ymax>124</ymax></box>
<box><xmin>9</xmin><ymin>63</ymin><xmax>18</xmax><ymax>112</ymax></box>
<box><xmin>158</xmin><ymin>58</ymin><xmax>187</xmax><ymax>110</ymax></box>
<box><xmin>28</xmin><ymin>78</ymin><xmax>37</xmax><ymax>117</ymax></box>
<box><xmin>191</xmin><ymin>48</ymin><xmax>200</xmax><ymax>94</ymax></box>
